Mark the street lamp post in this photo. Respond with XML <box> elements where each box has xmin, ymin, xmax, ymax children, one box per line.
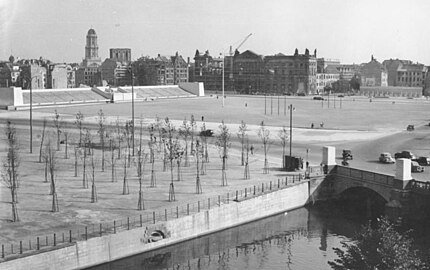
<box><xmin>30</xmin><ymin>81</ymin><xmax>33</xmax><ymax>153</ymax></box>
<box><xmin>222</xmin><ymin>55</ymin><xmax>225</xmax><ymax>107</ymax></box>
<box><xmin>24</xmin><ymin>75</ymin><xmax>40</xmax><ymax>154</ymax></box>
<box><xmin>130</xmin><ymin>65</ymin><xmax>135</xmax><ymax>156</ymax></box>
<box><xmin>288</xmin><ymin>104</ymin><xmax>294</xmax><ymax>157</ymax></box>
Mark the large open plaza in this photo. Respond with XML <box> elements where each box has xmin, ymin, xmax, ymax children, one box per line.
<box><xmin>1</xmin><ymin>94</ymin><xmax>430</xmax><ymax>251</ymax></box>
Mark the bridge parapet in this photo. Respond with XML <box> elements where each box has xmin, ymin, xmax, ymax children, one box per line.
<box><xmin>335</xmin><ymin>166</ymin><xmax>395</xmax><ymax>187</ymax></box>
<box><xmin>409</xmin><ymin>180</ymin><xmax>430</xmax><ymax>194</ymax></box>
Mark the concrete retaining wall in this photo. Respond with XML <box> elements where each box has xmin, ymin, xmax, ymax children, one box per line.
<box><xmin>179</xmin><ymin>82</ymin><xmax>204</xmax><ymax>96</ymax></box>
<box><xmin>1</xmin><ymin>181</ymin><xmax>310</xmax><ymax>270</ymax></box>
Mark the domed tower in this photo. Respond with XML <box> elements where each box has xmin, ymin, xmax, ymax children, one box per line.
<box><xmin>83</xmin><ymin>28</ymin><xmax>101</xmax><ymax>66</ymax></box>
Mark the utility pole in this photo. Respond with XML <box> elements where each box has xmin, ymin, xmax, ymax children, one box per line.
<box><xmin>289</xmin><ymin>104</ymin><xmax>294</xmax><ymax>157</ymax></box>
<box><xmin>131</xmin><ymin>64</ymin><xmax>135</xmax><ymax>156</ymax></box>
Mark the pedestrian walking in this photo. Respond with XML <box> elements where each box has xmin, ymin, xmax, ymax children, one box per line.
<box><xmin>311</xmin><ymin>123</ymin><xmax>314</xmax><ymax>129</ymax></box>
<box><xmin>201</xmin><ymin>116</ymin><xmax>204</xmax><ymax>121</ymax></box>
<box><xmin>250</xmin><ymin>145</ymin><xmax>254</xmax><ymax>155</ymax></box>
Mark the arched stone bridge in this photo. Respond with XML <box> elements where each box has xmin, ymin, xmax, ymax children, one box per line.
<box><xmin>313</xmin><ymin>165</ymin><xmax>430</xmax><ymax>219</ymax></box>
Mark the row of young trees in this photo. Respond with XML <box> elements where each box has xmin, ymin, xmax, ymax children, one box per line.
<box><xmin>2</xmin><ymin>110</ymin><xmax>292</xmax><ymax>222</ymax></box>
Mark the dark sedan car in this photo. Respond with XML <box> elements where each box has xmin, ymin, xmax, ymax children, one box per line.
<box><xmin>413</xmin><ymin>157</ymin><xmax>430</xmax><ymax>166</ymax></box>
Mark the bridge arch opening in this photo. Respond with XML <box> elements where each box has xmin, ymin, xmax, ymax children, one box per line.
<box><xmin>337</xmin><ymin>187</ymin><xmax>387</xmax><ymax>220</ymax></box>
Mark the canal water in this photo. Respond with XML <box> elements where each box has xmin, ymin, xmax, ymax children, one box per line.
<box><xmin>88</xmin><ymin>202</ymin><xmax>430</xmax><ymax>270</ymax></box>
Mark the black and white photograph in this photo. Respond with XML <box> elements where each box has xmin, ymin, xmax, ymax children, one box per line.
<box><xmin>1</xmin><ymin>0</ymin><xmax>430</xmax><ymax>269</ymax></box>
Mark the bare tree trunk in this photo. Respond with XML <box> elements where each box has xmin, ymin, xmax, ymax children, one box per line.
<box><xmin>176</xmin><ymin>159</ymin><xmax>182</xmax><ymax>181</ymax></box>
<box><xmin>64</xmin><ymin>134</ymin><xmax>68</xmax><ymax>159</ymax></box>
<box><xmin>91</xmin><ymin>155</ymin><xmax>97</xmax><ymax>203</ymax></box>
<box><xmin>122</xmin><ymin>154</ymin><xmax>129</xmax><ymax>195</ymax></box>
<box><xmin>221</xmin><ymin>156</ymin><xmax>227</xmax><ymax>186</ymax></box>
<box><xmin>83</xmin><ymin>146</ymin><xmax>88</xmax><ymax>188</ymax></box>
<box><xmin>39</xmin><ymin>119</ymin><xmax>47</xmax><ymax>163</ymax></box>
<box><xmin>110</xmin><ymin>140</ymin><xmax>115</xmax><ymax>182</ymax></box>
<box><xmin>150</xmin><ymin>147</ymin><xmax>156</xmax><ymax>187</ymax></box>
<box><xmin>74</xmin><ymin>147</ymin><xmax>78</xmax><ymax>177</ymax></box>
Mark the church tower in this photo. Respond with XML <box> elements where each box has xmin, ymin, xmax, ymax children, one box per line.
<box><xmin>83</xmin><ymin>28</ymin><xmax>101</xmax><ymax>67</ymax></box>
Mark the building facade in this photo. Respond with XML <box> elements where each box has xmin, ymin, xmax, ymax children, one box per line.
<box><xmin>264</xmin><ymin>48</ymin><xmax>317</xmax><ymax>95</ymax></box>
<box><xmin>83</xmin><ymin>28</ymin><xmax>101</xmax><ymax>67</ymax></box>
<box><xmin>383</xmin><ymin>59</ymin><xmax>427</xmax><ymax>87</ymax></box>
<box><xmin>77</xmin><ymin>28</ymin><xmax>102</xmax><ymax>87</ymax></box>
<box><xmin>47</xmin><ymin>64</ymin><xmax>69</xmax><ymax>89</ymax></box>
<box><xmin>192</xmin><ymin>50</ymin><xmax>225</xmax><ymax>91</ymax></box>
<box><xmin>360</xmin><ymin>56</ymin><xmax>388</xmax><ymax>87</ymax></box>
<box><xmin>171</xmin><ymin>52</ymin><xmax>189</xmax><ymax>85</ymax></box>
<box><xmin>100</xmin><ymin>58</ymin><xmax>131</xmax><ymax>86</ymax></box>
<box><xmin>233</xmin><ymin>50</ymin><xmax>264</xmax><ymax>94</ymax></box>
<box><xmin>135</xmin><ymin>53</ymin><xmax>188</xmax><ymax>86</ymax></box>
<box><xmin>20</xmin><ymin>63</ymin><xmax>47</xmax><ymax>89</ymax></box>
<box><xmin>109</xmin><ymin>48</ymin><xmax>131</xmax><ymax>63</ymax></box>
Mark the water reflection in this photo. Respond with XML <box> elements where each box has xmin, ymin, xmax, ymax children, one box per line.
<box><xmin>88</xmin><ymin>207</ymin><xmax>362</xmax><ymax>270</ymax></box>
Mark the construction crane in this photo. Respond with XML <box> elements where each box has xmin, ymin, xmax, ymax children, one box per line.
<box><xmin>228</xmin><ymin>33</ymin><xmax>252</xmax><ymax>80</ymax></box>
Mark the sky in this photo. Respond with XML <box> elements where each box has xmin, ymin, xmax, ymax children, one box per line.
<box><xmin>1</xmin><ymin>0</ymin><xmax>429</xmax><ymax>65</ymax></box>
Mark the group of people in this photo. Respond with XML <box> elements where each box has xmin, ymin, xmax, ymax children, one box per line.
<box><xmin>310</xmin><ymin>122</ymin><xmax>324</xmax><ymax>129</ymax></box>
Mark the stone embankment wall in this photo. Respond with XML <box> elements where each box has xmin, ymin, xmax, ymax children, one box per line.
<box><xmin>1</xmin><ymin>180</ymin><xmax>315</xmax><ymax>270</ymax></box>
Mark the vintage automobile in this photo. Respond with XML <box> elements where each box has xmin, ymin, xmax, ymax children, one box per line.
<box><xmin>379</xmin><ymin>153</ymin><xmax>395</xmax><ymax>164</ymax></box>
<box><xmin>394</xmin><ymin>151</ymin><xmax>416</xmax><ymax>160</ymax></box>
<box><xmin>313</xmin><ymin>96</ymin><xmax>324</xmax><ymax>100</ymax></box>
<box><xmin>411</xmin><ymin>161</ymin><xmax>425</xmax><ymax>173</ymax></box>
<box><xmin>342</xmin><ymin>149</ymin><xmax>353</xmax><ymax>160</ymax></box>
<box><xmin>407</xmin><ymin>125</ymin><xmax>414</xmax><ymax>131</ymax></box>
<box><xmin>199</xmin><ymin>129</ymin><xmax>214</xmax><ymax>137</ymax></box>
<box><xmin>413</xmin><ymin>157</ymin><xmax>430</xmax><ymax>166</ymax></box>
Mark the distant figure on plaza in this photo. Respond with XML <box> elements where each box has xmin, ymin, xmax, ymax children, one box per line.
<box><xmin>250</xmin><ymin>145</ymin><xmax>254</xmax><ymax>155</ymax></box>
<box><xmin>216</xmin><ymin>95</ymin><xmax>219</xmax><ymax>99</ymax></box>
<box><xmin>320</xmin><ymin>122</ymin><xmax>324</xmax><ymax>128</ymax></box>
<box><xmin>201</xmin><ymin>116</ymin><xmax>204</xmax><ymax>121</ymax></box>
<box><xmin>311</xmin><ymin>123</ymin><xmax>314</xmax><ymax>129</ymax></box>
<box><xmin>306</xmin><ymin>161</ymin><xmax>309</xmax><ymax>168</ymax></box>
<box><xmin>245</xmin><ymin>102</ymin><xmax>247</xmax><ymax>107</ymax></box>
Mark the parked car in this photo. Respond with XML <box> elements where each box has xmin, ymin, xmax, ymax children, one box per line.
<box><xmin>342</xmin><ymin>149</ymin><xmax>353</xmax><ymax>160</ymax></box>
<box><xmin>313</xmin><ymin>96</ymin><xmax>324</xmax><ymax>100</ymax></box>
<box><xmin>379</xmin><ymin>153</ymin><xmax>395</xmax><ymax>164</ymax></box>
<box><xmin>407</xmin><ymin>125</ymin><xmax>414</xmax><ymax>131</ymax></box>
<box><xmin>199</xmin><ymin>129</ymin><xmax>214</xmax><ymax>137</ymax></box>
<box><xmin>297</xmin><ymin>92</ymin><xmax>306</xmax><ymax>96</ymax></box>
<box><xmin>337</xmin><ymin>95</ymin><xmax>344</xmax><ymax>98</ymax></box>
<box><xmin>413</xmin><ymin>157</ymin><xmax>430</xmax><ymax>166</ymax></box>
<box><xmin>394</xmin><ymin>151</ymin><xmax>416</xmax><ymax>159</ymax></box>
<box><xmin>411</xmin><ymin>161</ymin><xmax>425</xmax><ymax>173</ymax></box>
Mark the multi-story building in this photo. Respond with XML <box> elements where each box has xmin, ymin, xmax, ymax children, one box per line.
<box><xmin>171</xmin><ymin>52</ymin><xmax>189</xmax><ymax>85</ymax></box>
<box><xmin>100</xmin><ymin>58</ymin><xmax>131</xmax><ymax>86</ymax></box>
<box><xmin>20</xmin><ymin>62</ymin><xmax>47</xmax><ymax>89</ymax></box>
<box><xmin>233</xmin><ymin>50</ymin><xmax>264</xmax><ymax>94</ymax></box>
<box><xmin>264</xmin><ymin>48</ymin><xmax>317</xmax><ymax>95</ymax></box>
<box><xmin>83</xmin><ymin>28</ymin><xmax>101</xmax><ymax>67</ymax></box>
<box><xmin>383</xmin><ymin>59</ymin><xmax>427</xmax><ymax>87</ymax></box>
<box><xmin>337</xmin><ymin>64</ymin><xmax>361</xmax><ymax>81</ymax></box>
<box><xmin>76</xmin><ymin>28</ymin><xmax>102</xmax><ymax>87</ymax></box>
<box><xmin>360</xmin><ymin>56</ymin><xmax>387</xmax><ymax>87</ymax></box>
<box><xmin>0</xmin><ymin>61</ymin><xmax>21</xmax><ymax>87</ymax></box>
<box><xmin>135</xmin><ymin>53</ymin><xmax>188</xmax><ymax>86</ymax></box>
<box><xmin>192</xmin><ymin>50</ymin><xmax>225</xmax><ymax>91</ymax></box>
<box><xmin>316</xmin><ymin>65</ymin><xmax>340</xmax><ymax>94</ymax></box>
<box><xmin>67</xmin><ymin>65</ymin><xmax>76</xmax><ymax>88</ymax></box>
<box><xmin>109</xmin><ymin>48</ymin><xmax>131</xmax><ymax>63</ymax></box>
<box><xmin>47</xmin><ymin>64</ymin><xmax>69</xmax><ymax>89</ymax></box>
<box><xmin>75</xmin><ymin>65</ymin><xmax>101</xmax><ymax>87</ymax></box>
